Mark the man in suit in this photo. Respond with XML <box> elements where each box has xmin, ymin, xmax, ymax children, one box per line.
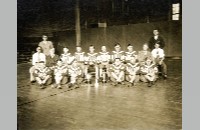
<box><xmin>148</xmin><ymin>30</ymin><xmax>165</xmax><ymax>51</ymax></box>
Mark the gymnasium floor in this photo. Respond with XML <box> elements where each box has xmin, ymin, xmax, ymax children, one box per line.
<box><xmin>17</xmin><ymin>59</ymin><xmax>182</xmax><ymax>130</ymax></box>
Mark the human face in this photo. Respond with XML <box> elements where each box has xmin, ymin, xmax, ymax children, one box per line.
<box><xmin>127</xmin><ymin>46</ymin><xmax>133</xmax><ymax>52</ymax></box>
<box><xmin>143</xmin><ymin>44</ymin><xmax>148</xmax><ymax>51</ymax></box>
<box><xmin>154</xmin><ymin>43</ymin><xmax>160</xmax><ymax>49</ymax></box>
<box><xmin>153</xmin><ymin>30</ymin><xmax>159</xmax><ymax>36</ymax></box>
<box><xmin>89</xmin><ymin>46</ymin><xmax>95</xmax><ymax>53</ymax></box>
<box><xmin>57</xmin><ymin>61</ymin><xmax>62</xmax><ymax>67</ymax></box>
<box><xmin>114</xmin><ymin>45</ymin><xmax>121</xmax><ymax>52</ymax></box>
<box><xmin>101</xmin><ymin>46</ymin><xmax>107</xmax><ymax>52</ymax></box>
<box><xmin>50</xmin><ymin>48</ymin><xmax>55</xmax><ymax>55</ymax></box>
<box><xmin>42</xmin><ymin>36</ymin><xmax>48</xmax><ymax>41</ymax></box>
<box><xmin>63</xmin><ymin>48</ymin><xmax>69</xmax><ymax>53</ymax></box>
<box><xmin>76</xmin><ymin>47</ymin><xmax>82</xmax><ymax>52</ymax></box>
<box><xmin>115</xmin><ymin>59</ymin><xmax>121</xmax><ymax>65</ymax></box>
<box><xmin>146</xmin><ymin>59</ymin><xmax>152</xmax><ymax>65</ymax></box>
<box><xmin>73</xmin><ymin>61</ymin><xmax>78</xmax><ymax>66</ymax></box>
<box><xmin>39</xmin><ymin>63</ymin><xmax>46</xmax><ymax>69</ymax></box>
<box><xmin>36</xmin><ymin>47</ymin><xmax>42</xmax><ymax>53</ymax></box>
<box><xmin>130</xmin><ymin>58</ymin><xmax>136</xmax><ymax>64</ymax></box>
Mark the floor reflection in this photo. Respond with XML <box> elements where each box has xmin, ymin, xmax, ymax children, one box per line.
<box><xmin>18</xmin><ymin>59</ymin><xmax>182</xmax><ymax>130</ymax></box>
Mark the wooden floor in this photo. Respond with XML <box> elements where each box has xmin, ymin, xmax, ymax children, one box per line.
<box><xmin>17</xmin><ymin>59</ymin><xmax>182</xmax><ymax>130</ymax></box>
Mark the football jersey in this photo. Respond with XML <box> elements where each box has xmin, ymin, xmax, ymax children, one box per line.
<box><xmin>85</xmin><ymin>52</ymin><xmax>98</xmax><ymax>63</ymax></box>
<box><xmin>74</xmin><ymin>52</ymin><xmax>85</xmax><ymax>62</ymax></box>
<box><xmin>125</xmin><ymin>51</ymin><xmax>137</xmax><ymax>61</ymax></box>
<box><xmin>126</xmin><ymin>62</ymin><xmax>140</xmax><ymax>74</ymax></box>
<box><xmin>60</xmin><ymin>53</ymin><xmax>71</xmax><ymax>64</ymax></box>
<box><xmin>97</xmin><ymin>52</ymin><xmax>110</xmax><ymax>62</ymax></box>
<box><xmin>111</xmin><ymin>51</ymin><xmax>125</xmax><ymax>61</ymax></box>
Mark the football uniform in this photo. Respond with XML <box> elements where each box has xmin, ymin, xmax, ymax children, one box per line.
<box><xmin>60</xmin><ymin>53</ymin><xmax>72</xmax><ymax>65</ymax></box>
<box><xmin>140</xmin><ymin>63</ymin><xmax>158</xmax><ymax>82</ymax></box>
<box><xmin>84</xmin><ymin>52</ymin><xmax>99</xmax><ymax>80</ymax></box>
<box><xmin>34</xmin><ymin>66</ymin><xmax>53</xmax><ymax>85</ymax></box>
<box><xmin>54</xmin><ymin>65</ymin><xmax>68</xmax><ymax>85</ymax></box>
<box><xmin>126</xmin><ymin>62</ymin><xmax>140</xmax><ymax>83</ymax></box>
<box><xmin>125</xmin><ymin>51</ymin><xmax>137</xmax><ymax>63</ymax></box>
<box><xmin>109</xmin><ymin>62</ymin><xmax>125</xmax><ymax>83</ymax></box>
<box><xmin>74</xmin><ymin>51</ymin><xmax>85</xmax><ymax>76</ymax></box>
<box><xmin>97</xmin><ymin>51</ymin><xmax>111</xmax><ymax>81</ymax></box>
<box><xmin>111</xmin><ymin>51</ymin><xmax>125</xmax><ymax>62</ymax></box>
<box><xmin>68</xmin><ymin>64</ymin><xmax>82</xmax><ymax>84</ymax></box>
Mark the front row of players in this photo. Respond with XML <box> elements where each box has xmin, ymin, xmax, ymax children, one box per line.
<box><xmin>29</xmin><ymin>43</ymin><xmax>167</xmax><ymax>89</ymax></box>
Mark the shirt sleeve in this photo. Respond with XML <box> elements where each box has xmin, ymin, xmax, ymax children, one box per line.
<box><xmin>159</xmin><ymin>49</ymin><xmax>165</xmax><ymax>58</ymax></box>
<box><xmin>32</xmin><ymin>54</ymin><xmax>35</xmax><ymax>65</ymax></box>
<box><xmin>38</xmin><ymin>42</ymin><xmax>42</xmax><ymax>47</ymax></box>
<box><xmin>148</xmin><ymin>37</ymin><xmax>154</xmax><ymax>50</ymax></box>
<box><xmin>159</xmin><ymin>36</ymin><xmax>165</xmax><ymax>49</ymax></box>
<box><xmin>151</xmin><ymin>50</ymin><xmax>156</xmax><ymax>58</ymax></box>
<box><xmin>42</xmin><ymin>54</ymin><xmax>46</xmax><ymax>63</ymax></box>
<box><xmin>49</xmin><ymin>41</ymin><xmax>54</xmax><ymax>49</ymax></box>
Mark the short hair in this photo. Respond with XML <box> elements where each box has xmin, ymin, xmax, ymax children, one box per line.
<box><xmin>42</xmin><ymin>35</ymin><xmax>48</xmax><ymax>38</ymax></box>
<box><xmin>114</xmin><ymin>43</ymin><xmax>121</xmax><ymax>47</ymax></box>
<box><xmin>114</xmin><ymin>58</ymin><xmax>121</xmax><ymax>61</ymax></box>
<box><xmin>143</xmin><ymin>43</ymin><xmax>149</xmax><ymax>47</ymax></box>
<box><xmin>89</xmin><ymin>45</ymin><xmax>95</xmax><ymax>49</ymax></box>
<box><xmin>38</xmin><ymin>61</ymin><xmax>45</xmax><ymax>63</ymax></box>
<box><xmin>127</xmin><ymin>44</ymin><xmax>133</xmax><ymax>47</ymax></box>
<box><xmin>50</xmin><ymin>48</ymin><xmax>55</xmax><ymax>51</ymax></box>
<box><xmin>63</xmin><ymin>47</ymin><xmax>69</xmax><ymax>49</ymax></box>
<box><xmin>36</xmin><ymin>46</ymin><xmax>42</xmax><ymax>50</ymax></box>
<box><xmin>145</xmin><ymin>57</ymin><xmax>152</xmax><ymax>61</ymax></box>
<box><xmin>153</xmin><ymin>29</ymin><xmax>159</xmax><ymax>33</ymax></box>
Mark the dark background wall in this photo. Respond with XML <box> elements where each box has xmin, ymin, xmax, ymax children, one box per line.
<box><xmin>55</xmin><ymin>21</ymin><xmax>182</xmax><ymax>56</ymax></box>
<box><xmin>18</xmin><ymin>21</ymin><xmax>181</xmax><ymax>58</ymax></box>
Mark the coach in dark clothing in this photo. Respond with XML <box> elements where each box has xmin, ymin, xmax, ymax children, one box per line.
<box><xmin>46</xmin><ymin>48</ymin><xmax>60</xmax><ymax>68</ymax></box>
<box><xmin>148</xmin><ymin>30</ymin><xmax>165</xmax><ymax>51</ymax></box>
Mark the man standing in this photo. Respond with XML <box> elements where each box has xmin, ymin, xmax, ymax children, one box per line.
<box><xmin>148</xmin><ymin>30</ymin><xmax>165</xmax><ymax>51</ymax></box>
<box><xmin>38</xmin><ymin>35</ymin><xmax>54</xmax><ymax>56</ymax></box>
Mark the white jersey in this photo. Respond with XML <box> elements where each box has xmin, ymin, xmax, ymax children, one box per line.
<box><xmin>85</xmin><ymin>52</ymin><xmax>98</xmax><ymax>64</ymax></box>
<box><xmin>60</xmin><ymin>53</ymin><xmax>72</xmax><ymax>64</ymax></box>
<box><xmin>126</xmin><ymin>62</ymin><xmax>140</xmax><ymax>74</ymax></box>
<box><xmin>68</xmin><ymin>65</ymin><xmax>82</xmax><ymax>76</ymax></box>
<box><xmin>125</xmin><ymin>51</ymin><xmax>137</xmax><ymax>61</ymax></box>
<box><xmin>74</xmin><ymin>52</ymin><xmax>85</xmax><ymax>62</ymax></box>
<box><xmin>111</xmin><ymin>51</ymin><xmax>125</xmax><ymax>61</ymax></box>
<box><xmin>97</xmin><ymin>51</ymin><xmax>110</xmax><ymax>63</ymax></box>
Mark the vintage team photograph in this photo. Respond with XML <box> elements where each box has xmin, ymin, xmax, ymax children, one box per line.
<box><xmin>17</xmin><ymin>0</ymin><xmax>182</xmax><ymax>129</ymax></box>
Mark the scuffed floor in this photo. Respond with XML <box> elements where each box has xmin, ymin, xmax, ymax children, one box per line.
<box><xmin>17</xmin><ymin>59</ymin><xmax>182</xmax><ymax>130</ymax></box>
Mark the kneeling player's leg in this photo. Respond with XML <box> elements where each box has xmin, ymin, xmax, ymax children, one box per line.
<box><xmin>45</xmin><ymin>77</ymin><xmax>53</xmax><ymax>85</ymax></box>
<box><xmin>61</xmin><ymin>76</ymin><xmax>68</xmax><ymax>85</ymax></box>
<box><xmin>29</xmin><ymin>66</ymin><xmax>36</xmax><ymax>82</ymax></box>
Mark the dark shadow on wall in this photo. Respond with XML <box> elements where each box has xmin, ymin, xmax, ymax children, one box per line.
<box><xmin>18</xmin><ymin>21</ymin><xmax>182</xmax><ymax>57</ymax></box>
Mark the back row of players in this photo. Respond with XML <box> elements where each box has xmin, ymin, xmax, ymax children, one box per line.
<box><xmin>29</xmin><ymin>40</ymin><xmax>167</xmax><ymax>89</ymax></box>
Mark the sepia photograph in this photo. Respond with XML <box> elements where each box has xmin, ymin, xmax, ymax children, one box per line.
<box><xmin>17</xmin><ymin>0</ymin><xmax>182</xmax><ymax>129</ymax></box>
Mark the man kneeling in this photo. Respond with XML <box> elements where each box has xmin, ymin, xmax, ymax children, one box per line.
<box><xmin>109</xmin><ymin>58</ymin><xmax>125</xmax><ymax>86</ymax></box>
<box><xmin>68</xmin><ymin>60</ymin><xmax>82</xmax><ymax>88</ymax></box>
<box><xmin>33</xmin><ymin>61</ymin><xmax>53</xmax><ymax>89</ymax></box>
<box><xmin>140</xmin><ymin>57</ymin><xmax>158</xmax><ymax>87</ymax></box>
<box><xmin>126</xmin><ymin>57</ymin><xmax>140</xmax><ymax>86</ymax></box>
<box><xmin>52</xmin><ymin>60</ymin><xmax>68</xmax><ymax>89</ymax></box>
